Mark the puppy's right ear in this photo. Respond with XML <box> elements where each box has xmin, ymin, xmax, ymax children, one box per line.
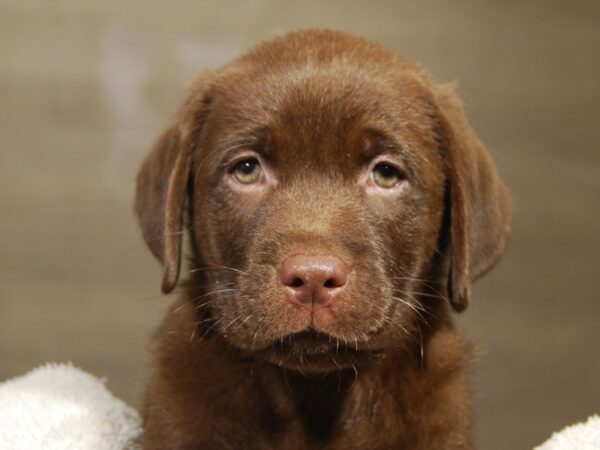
<box><xmin>433</xmin><ymin>84</ymin><xmax>511</xmax><ymax>312</ymax></box>
<box><xmin>135</xmin><ymin>74</ymin><xmax>213</xmax><ymax>294</ymax></box>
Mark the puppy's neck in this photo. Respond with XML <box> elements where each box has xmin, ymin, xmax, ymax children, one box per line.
<box><xmin>278</xmin><ymin>368</ymin><xmax>355</xmax><ymax>442</ymax></box>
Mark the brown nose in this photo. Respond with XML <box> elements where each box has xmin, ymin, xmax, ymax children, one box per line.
<box><xmin>279</xmin><ymin>254</ymin><xmax>349</xmax><ymax>308</ymax></box>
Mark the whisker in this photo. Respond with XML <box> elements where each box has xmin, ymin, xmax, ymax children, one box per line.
<box><xmin>399</xmin><ymin>324</ymin><xmax>411</xmax><ymax>337</ymax></box>
<box><xmin>222</xmin><ymin>314</ymin><xmax>246</xmax><ymax>332</ymax></box>
<box><xmin>251</xmin><ymin>315</ymin><xmax>266</xmax><ymax>349</ymax></box>
<box><xmin>172</xmin><ymin>303</ymin><xmax>186</xmax><ymax>314</ymax></box>
<box><xmin>189</xmin><ymin>265</ymin><xmax>249</xmax><ymax>276</ymax></box>
<box><xmin>416</xmin><ymin>322</ymin><xmax>425</xmax><ymax>370</ymax></box>
<box><xmin>391</xmin><ymin>276</ymin><xmax>449</xmax><ymax>302</ymax></box>
<box><xmin>241</xmin><ymin>314</ymin><xmax>254</xmax><ymax>324</ymax></box>
<box><xmin>198</xmin><ymin>318</ymin><xmax>224</xmax><ymax>342</ymax></box>
<box><xmin>190</xmin><ymin>288</ymin><xmax>237</xmax><ymax>302</ymax></box>
<box><xmin>411</xmin><ymin>290</ymin><xmax>451</xmax><ymax>306</ymax></box>
<box><xmin>391</xmin><ymin>295</ymin><xmax>428</xmax><ymax>320</ymax></box>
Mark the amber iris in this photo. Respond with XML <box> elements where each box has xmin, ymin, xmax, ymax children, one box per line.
<box><xmin>372</xmin><ymin>163</ymin><xmax>403</xmax><ymax>188</ymax></box>
<box><xmin>233</xmin><ymin>158</ymin><xmax>262</xmax><ymax>184</ymax></box>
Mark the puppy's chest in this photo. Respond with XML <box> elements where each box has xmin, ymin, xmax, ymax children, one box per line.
<box><xmin>262</xmin><ymin>375</ymin><xmax>408</xmax><ymax>450</ymax></box>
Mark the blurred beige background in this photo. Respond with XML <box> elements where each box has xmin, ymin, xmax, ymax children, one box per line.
<box><xmin>1</xmin><ymin>1</ymin><xmax>599</xmax><ymax>448</ymax></box>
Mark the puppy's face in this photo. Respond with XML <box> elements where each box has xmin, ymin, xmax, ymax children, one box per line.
<box><xmin>189</xmin><ymin>72</ymin><xmax>446</xmax><ymax>371</ymax></box>
<box><xmin>135</xmin><ymin>30</ymin><xmax>511</xmax><ymax>373</ymax></box>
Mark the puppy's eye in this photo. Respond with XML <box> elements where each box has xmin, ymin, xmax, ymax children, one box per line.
<box><xmin>232</xmin><ymin>158</ymin><xmax>262</xmax><ymax>184</ymax></box>
<box><xmin>372</xmin><ymin>163</ymin><xmax>404</xmax><ymax>188</ymax></box>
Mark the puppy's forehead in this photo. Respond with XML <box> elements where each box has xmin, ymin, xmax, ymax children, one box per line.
<box><xmin>205</xmin><ymin>61</ymin><xmax>439</xmax><ymax>175</ymax></box>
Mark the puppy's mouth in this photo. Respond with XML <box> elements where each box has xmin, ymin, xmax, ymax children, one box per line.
<box><xmin>257</xmin><ymin>329</ymin><xmax>383</xmax><ymax>372</ymax></box>
<box><xmin>276</xmin><ymin>330</ymin><xmax>338</xmax><ymax>355</ymax></box>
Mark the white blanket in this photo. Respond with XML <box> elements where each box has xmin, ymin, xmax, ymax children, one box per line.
<box><xmin>534</xmin><ymin>414</ymin><xmax>600</xmax><ymax>450</ymax></box>
<box><xmin>0</xmin><ymin>363</ymin><xmax>141</xmax><ymax>450</ymax></box>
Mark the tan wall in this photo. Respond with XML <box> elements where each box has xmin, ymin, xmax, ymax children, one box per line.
<box><xmin>1</xmin><ymin>1</ymin><xmax>599</xmax><ymax>448</ymax></box>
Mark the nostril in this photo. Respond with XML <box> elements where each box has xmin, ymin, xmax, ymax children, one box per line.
<box><xmin>324</xmin><ymin>278</ymin><xmax>342</xmax><ymax>288</ymax></box>
<box><xmin>291</xmin><ymin>277</ymin><xmax>304</xmax><ymax>288</ymax></box>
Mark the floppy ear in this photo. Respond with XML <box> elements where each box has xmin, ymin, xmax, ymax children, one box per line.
<box><xmin>434</xmin><ymin>84</ymin><xmax>511</xmax><ymax>312</ymax></box>
<box><xmin>135</xmin><ymin>74</ymin><xmax>213</xmax><ymax>294</ymax></box>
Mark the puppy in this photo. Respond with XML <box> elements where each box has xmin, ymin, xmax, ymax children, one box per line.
<box><xmin>135</xmin><ymin>29</ymin><xmax>511</xmax><ymax>449</ymax></box>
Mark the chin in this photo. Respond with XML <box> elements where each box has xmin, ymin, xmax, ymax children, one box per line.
<box><xmin>250</xmin><ymin>330</ymin><xmax>386</xmax><ymax>373</ymax></box>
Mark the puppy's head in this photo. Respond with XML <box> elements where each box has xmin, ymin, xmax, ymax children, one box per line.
<box><xmin>135</xmin><ymin>30</ymin><xmax>511</xmax><ymax>372</ymax></box>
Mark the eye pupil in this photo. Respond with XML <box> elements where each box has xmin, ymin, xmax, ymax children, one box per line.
<box><xmin>239</xmin><ymin>161</ymin><xmax>255</xmax><ymax>174</ymax></box>
<box><xmin>377</xmin><ymin>164</ymin><xmax>396</xmax><ymax>178</ymax></box>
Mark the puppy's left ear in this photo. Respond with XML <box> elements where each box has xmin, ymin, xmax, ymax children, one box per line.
<box><xmin>135</xmin><ymin>73</ymin><xmax>213</xmax><ymax>294</ymax></box>
<box><xmin>434</xmin><ymin>84</ymin><xmax>512</xmax><ymax>312</ymax></box>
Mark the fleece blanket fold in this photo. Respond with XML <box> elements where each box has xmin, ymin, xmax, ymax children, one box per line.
<box><xmin>0</xmin><ymin>363</ymin><xmax>141</xmax><ymax>450</ymax></box>
<box><xmin>534</xmin><ymin>414</ymin><xmax>600</xmax><ymax>450</ymax></box>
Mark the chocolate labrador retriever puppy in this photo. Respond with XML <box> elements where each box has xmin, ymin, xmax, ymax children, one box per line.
<box><xmin>135</xmin><ymin>29</ymin><xmax>511</xmax><ymax>449</ymax></box>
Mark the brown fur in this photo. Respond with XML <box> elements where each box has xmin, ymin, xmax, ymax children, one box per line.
<box><xmin>135</xmin><ymin>29</ymin><xmax>511</xmax><ymax>449</ymax></box>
